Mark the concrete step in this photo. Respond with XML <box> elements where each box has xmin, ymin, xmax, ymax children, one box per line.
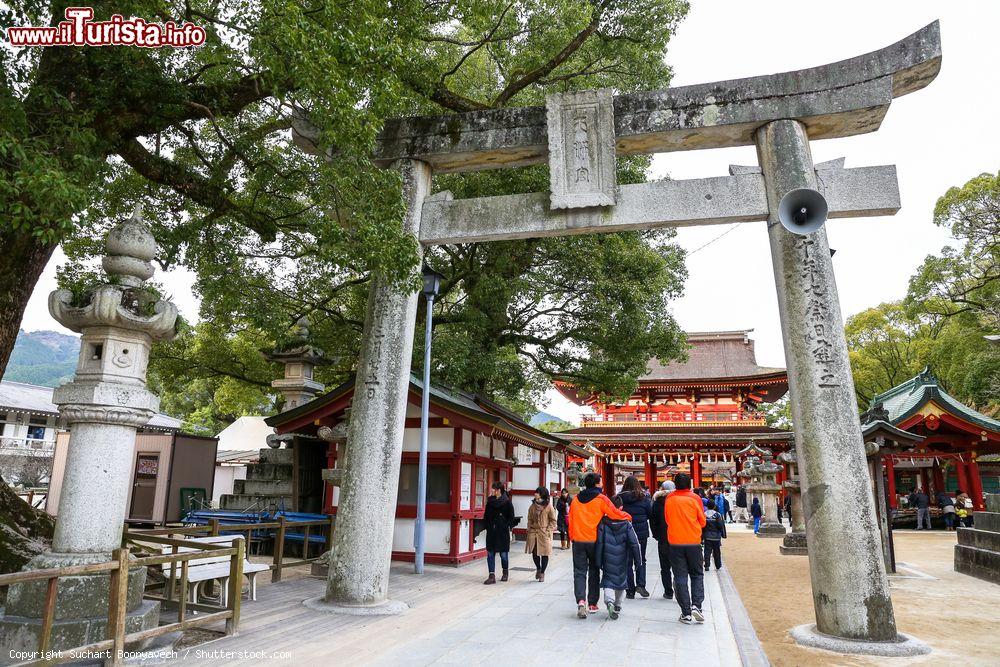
<box><xmin>972</xmin><ymin>511</ymin><xmax>1000</xmax><ymax>533</ymax></box>
<box><xmin>955</xmin><ymin>544</ymin><xmax>1000</xmax><ymax>584</ymax></box>
<box><xmin>245</xmin><ymin>463</ymin><xmax>293</xmax><ymax>482</ymax></box>
<box><xmin>957</xmin><ymin>526</ymin><xmax>1000</xmax><ymax>551</ymax></box>
<box><xmin>234</xmin><ymin>478</ymin><xmax>293</xmax><ymax>496</ymax></box>
<box><xmin>218</xmin><ymin>494</ymin><xmax>292</xmax><ymax>512</ymax></box>
<box><xmin>259</xmin><ymin>448</ymin><xmax>293</xmax><ymax>465</ymax></box>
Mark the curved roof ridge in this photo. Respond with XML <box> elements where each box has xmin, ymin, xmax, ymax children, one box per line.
<box><xmin>873</xmin><ymin>368</ymin><xmax>1000</xmax><ymax>434</ymax></box>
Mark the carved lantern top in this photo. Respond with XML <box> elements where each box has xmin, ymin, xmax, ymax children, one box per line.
<box><xmin>48</xmin><ymin>209</ymin><xmax>178</xmax><ymax>341</ymax></box>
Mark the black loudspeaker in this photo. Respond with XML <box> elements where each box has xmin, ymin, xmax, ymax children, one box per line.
<box><xmin>777</xmin><ymin>188</ymin><xmax>828</xmax><ymax>235</ymax></box>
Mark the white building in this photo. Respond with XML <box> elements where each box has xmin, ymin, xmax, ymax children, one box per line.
<box><xmin>0</xmin><ymin>380</ymin><xmax>181</xmax><ymax>485</ymax></box>
<box><xmin>211</xmin><ymin>416</ymin><xmax>272</xmax><ymax>506</ymax></box>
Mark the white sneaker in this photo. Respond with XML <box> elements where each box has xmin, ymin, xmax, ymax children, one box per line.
<box><xmin>679</xmin><ymin>614</ymin><xmax>694</xmax><ymax>624</ymax></box>
<box><xmin>691</xmin><ymin>606</ymin><xmax>705</xmax><ymax>623</ymax></box>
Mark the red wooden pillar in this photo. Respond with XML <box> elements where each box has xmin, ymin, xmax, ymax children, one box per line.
<box><xmin>919</xmin><ymin>467</ymin><xmax>930</xmax><ymax>493</ymax></box>
<box><xmin>956</xmin><ymin>459</ymin><xmax>970</xmax><ymax>495</ymax></box>
<box><xmin>885</xmin><ymin>456</ymin><xmax>897</xmax><ymax>509</ymax></box>
<box><xmin>932</xmin><ymin>464</ymin><xmax>945</xmax><ymax>496</ymax></box>
<box><xmin>602</xmin><ymin>459</ymin><xmax>616</xmax><ymax>497</ymax></box>
<box><xmin>323</xmin><ymin>441</ymin><xmax>338</xmax><ymax>514</ymax></box>
<box><xmin>644</xmin><ymin>456</ymin><xmax>657</xmax><ymax>492</ymax></box>
<box><xmin>691</xmin><ymin>454</ymin><xmax>702</xmax><ymax>489</ymax></box>
<box><xmin>969</xmin><ymin>458</ymin><xmax>986</xmax><ymax>511</ymax></box>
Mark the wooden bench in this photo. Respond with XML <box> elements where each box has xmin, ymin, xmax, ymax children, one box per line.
<box><xmin>160</xmin><ymin>535</ymin><xmax>270</xmax><ymax>605</ymax></box>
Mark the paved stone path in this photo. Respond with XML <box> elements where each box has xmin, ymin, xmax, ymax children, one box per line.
<box><xmin>368</xmin><ymin>540</ymin><xmax>742</xmax><ymax>666</ymax></box>
<box><xmin>174</xmin><ymin>540</ymin><xmax>746</xmax><ymax>666</ymax></box>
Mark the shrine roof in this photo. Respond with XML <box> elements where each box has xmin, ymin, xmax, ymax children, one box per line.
<box><xmin>266</xmin><ymin>374</ymin><xmax>562</xmax><ymax>450</ymax></box>
<box><xmin>860</xmin><ymin>420</ymin><xmax>923</xmax><ymax>448</ymax></box>
<box><xmin>639</xmin><ymin>331</ymin><xmax>785</xmax><ymax>383</ymax></box>
<box><xmin>0</xmin><ymin>380</ymin><xmax>182</xmax><ymax>431</ymax></box>
<box><xmin>558</xmin><ymin>424</ymin><xmax>793</xmax><ymax>436</ymax></box>
<box><xmin>867</xmin><ymin>368</ymin><xmax>1000</xmax><ymax>434</ymax></box>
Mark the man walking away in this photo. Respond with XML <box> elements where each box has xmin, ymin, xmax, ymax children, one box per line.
<box><xmin>712</xmin><ymin>489</ymin><xmax>729</xmax><ymax>524</ymax></box>
<box><xmin>665</xmin><ymin>473</ymin><xmax>707</xmax><ymax>624</ymax></box>
<box><xmin>734</xmin><ymin>485</ymin><xmax>748</xmax><ymax>523</ymax></box>
<box><xmin>568</xmin><ymin>473</ymin><xmax>632</xmax><ymax>619</ymax></box>
<box><xmin>908</xmin><ymin>488</ymin><xmax>931</xmax><ymax>530</ymax></box>
<box><xmin>703</xmin><ymin>499</ymin><xmax>727</xmax><ymax>571</ymax></box>
<box><xmin>724</xmin><ymin>487</ymin><xmax>736</xmax><ymax>523</ymax></box>
<box><xmin>648</xmin><ymin>481</ymin><xmax>675</xmax><ymax>600</ymax></box>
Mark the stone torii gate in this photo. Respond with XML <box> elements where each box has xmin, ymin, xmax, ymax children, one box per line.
<box><xmin>302</xmin><ymin>23</ymin><xmax>940</xmax><ymax>654</ymax></box>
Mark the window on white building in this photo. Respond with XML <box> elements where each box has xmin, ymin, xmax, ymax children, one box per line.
<box><xmin>26</xmin><ymin>416</ymin><xmax>48</xmax><ymax>441</ymax></box>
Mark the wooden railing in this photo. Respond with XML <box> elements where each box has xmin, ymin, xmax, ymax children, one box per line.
<box><xmin>0</xmin><ymin>536</ymin><xmax>243</xmax><ymax>667</ymax></box>
<box><xmin>128</xmin><ymin>515</ymin><xmax>334</xmax><ymax>582</ymax></box>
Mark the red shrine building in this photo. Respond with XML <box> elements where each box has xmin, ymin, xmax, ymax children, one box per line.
<box><xmin>864</xmin><ymin>368</ymin><xmax>1000</xmax><ymax>510</ymax></box>
<box><xmin>265</xmin><ymin>375</ymin><xmax>588</xmax><ymax>565</ymax></box>
<box><xmin>555</xmin><ymin>331</ymin><xmax>794</xmax><ymax>492</ymax></box>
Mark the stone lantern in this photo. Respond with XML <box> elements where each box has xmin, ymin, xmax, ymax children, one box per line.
<box><xmin>778</xmin><ymin>449</ymin><xmax>807</xmax><ymax>554</ymax></box>
<box><xmin>739</xmin><ymin>444</ymin><xmax>786</xmax><ymax>538</ymax></box>
<box><xmin>736</xmin><ymin>444</ymin><xmax>765</xmax><ymax>529</ymax></box>
<box><xmin>266</xmin><ymin>316</ymin><xmax>328</xmax><ymax>412</ymax></box>
<box><xmin>0</xmin><ymin>209</ymin><xmax>177</xmax><ymax>652</ymax></box>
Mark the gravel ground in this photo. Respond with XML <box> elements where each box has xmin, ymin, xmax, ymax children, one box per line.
<box><xmin>724</xmin><ymin>525</ymin><xmax>1000</xmax><ymax>666</ymax></box>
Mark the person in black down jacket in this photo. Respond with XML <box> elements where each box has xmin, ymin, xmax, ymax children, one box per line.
<box><xmin>614</xmin><ymin>476</ymin><xmax>652</xmax><ymax>599</ymax></box>
<box><xmin>648</xmin><ymin>480</ymin><xmax>675</xmax><ymax>600</ymax></box>
<box><xmin>702</xmin><ymin>499</ymin><xmax>727</xmax><ymax>570</ymax></box>
<box><xmin>556</xmin><ymin>488</ymin><xmax>571</xmax><ymax>549</ymax></box>
<box><xmin>595</xmin><ymin>517</ymin><xmax>642</xmax><ymax>620</ymax></box>
<box><xmin>735</xmin><ymin>485</ymin><xmax>749</xmax><ymax>523</ymax></box>
<box><xmin>483</xmin><ymin>482</ymin><xmax>514</xmax><ymax>585</ymax></box>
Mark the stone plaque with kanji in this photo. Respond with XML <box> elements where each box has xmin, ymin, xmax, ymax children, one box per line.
<box><xmin>546</xmin><ymin>89</ymin><xmax>616</xmax><ymax>209</ymax></box>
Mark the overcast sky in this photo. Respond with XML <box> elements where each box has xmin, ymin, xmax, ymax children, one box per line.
<box><xmin>18</xmin><ymin>2</ymin><xmax>1000</xmax><ymax>423</ymax></box>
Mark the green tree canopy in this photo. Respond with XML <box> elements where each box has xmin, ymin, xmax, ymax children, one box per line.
<box><xmin>46</xmin><ymin>0</ymin><xmax>691</xmax><ymax>420</ymax></box>
<box><xmin>906</xmin><ymin>170</ymin><xmax>1000</xmax><ymax>331</ymax></box>
<box><xmin>846</xmin><ymin>301</ymin><xmax>998</xmax><ymax>415</ymax></box>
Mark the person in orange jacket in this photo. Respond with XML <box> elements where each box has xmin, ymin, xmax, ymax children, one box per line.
<box><xmin>568</xmin><ymin>472</ymin><xmax>631</xmax><ymax>619</ymax></box>
<box><xmin>665</xmin><ymin>473</ymin><xmax>707</xmax><ymax>625</ymax></box>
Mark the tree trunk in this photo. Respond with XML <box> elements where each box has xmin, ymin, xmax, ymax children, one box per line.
<box><xmin>0</xmin><ymin>229</ymin><xmax>57</xmax><ymax>378</ymax></box>
<box><xmin>0</xmin><ymin>231</ymin><xmax>58</xmax><ymax>581</ymax></box>
<box><xmin>0</xmin><ymin>481</ymin><xmax>55</xmax><ymax>576</ymax></box>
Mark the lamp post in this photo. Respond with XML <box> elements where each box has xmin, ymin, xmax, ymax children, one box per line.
<box><xmin>414</xmin><ymin>265</ymin><xmax>443</xmax><ymax>574</ymax></box>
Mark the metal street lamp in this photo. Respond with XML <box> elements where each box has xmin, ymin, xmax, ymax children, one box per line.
<box><xmin>414</xmin><ymin>265</ymin><xmax>443</xmax><ymax>574</ymax></box>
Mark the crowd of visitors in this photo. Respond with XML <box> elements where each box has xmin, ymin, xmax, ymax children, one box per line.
<box><xmin>906</xmin><ymin>487</ymin><xmax>976</xmax><ymax>529</ymax></box>
<box><xmin>479</xmin><ymin>473</ymin><xmax>766</xmax><ymax>625</ymax></box>
<box><xmin>479</xmin><ymin>472</ymin><xmax>986</xmax><ymax>625</ymax></box>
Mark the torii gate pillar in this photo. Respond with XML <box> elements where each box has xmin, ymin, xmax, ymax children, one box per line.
<box><xmin>758</xmin><ymin>120</ymin><xmax>922</xmax><ymax>653</ymax></box>
<box><xmin>305</xmin><ymin>159</ymin><xmax>429</xmax><ymax>615</ymax></box>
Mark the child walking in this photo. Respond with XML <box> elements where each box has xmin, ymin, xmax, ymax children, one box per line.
<box><xmin>595</xmin><ymin>516</ymin><xmax>642</xmax><ymax>620</ymax></box>
<box><xmin>703</xmin><ymin>499</ymin><xmax>727</xmax><ymax>570</ymax></box>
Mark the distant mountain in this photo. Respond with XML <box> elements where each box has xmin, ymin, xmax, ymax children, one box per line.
<box><xmin>4</xmin><ymin>330</ymin><xmax>80</xmax><ymax>387</ymax></box>
<box><xmin>530</xmin><ymin>411</ymin><xmax>561</xmax><ymax>426</ymax></box>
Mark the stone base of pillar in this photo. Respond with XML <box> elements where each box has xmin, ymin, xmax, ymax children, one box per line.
<box><xmin>789</xmin><ymin>624</ymin><xmax>930</xmax><ymax>657</ymax></box>
<box><xmin>0</xmin><ymin>554</ymin><xmax>158</xmax><ymax>657</ymax></box>
<box><xmin>780</xmin><ymin>532</ymin><xmax>808</xmax><ymax>556</ymax></box>
<box><xmin>302</xmin><ymin>595</ymin><xmax>407</xmax><ymax>616</ymax></box>
<box><xmin>757</xmin><ymin>522</ymin><xmax>787</xmax><ymax>538</ymax></box>
<box><xmin>954</xmin><ymin>510</ymin><xmax>1000</xmax><ymax>584</ymax></box>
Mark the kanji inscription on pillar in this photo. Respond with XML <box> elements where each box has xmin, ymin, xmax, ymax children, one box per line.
<box><xmin>546</xmin><ymin>89</ymin><xmax>616</xmax><ymax>209</ymax></box>
<box><xmin>364</xmin><ymin>294</ymin><xmax>387</xmax><ymax>398</ymax></box>
<box><xmin>798</xmin><ymin>235</ymin><xmax>840</xmax><ymax>388</ymax></box>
